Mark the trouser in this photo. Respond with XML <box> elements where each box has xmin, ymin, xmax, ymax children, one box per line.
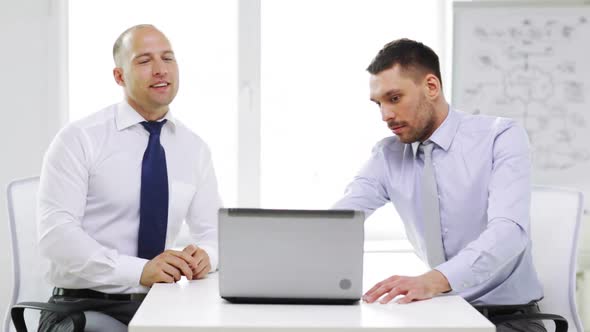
<box><xmin>38</xmin><ymin>294</ymin><xmax>143</xmax><ymax>332</ymax></box>
<box><xmin>474</xmin><ymin>302</ymin><xmax>547</xmax><ymax>332</ymax></box>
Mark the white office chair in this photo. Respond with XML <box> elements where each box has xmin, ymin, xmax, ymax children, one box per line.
<box><xmin>3</xmin><ymin>176</ymin><xmax>127</xmax><ymax>332</ymax></box>
<box><xmin>529</xmin><ymin>186</ymin><xmax>584</xmax><ymax>332</ymax></box>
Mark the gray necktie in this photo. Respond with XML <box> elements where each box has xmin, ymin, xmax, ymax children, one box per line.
<box><xmin>420</xmin><ymin>141</ymin><xmax>446</xmax><ymax>267</ymax></box>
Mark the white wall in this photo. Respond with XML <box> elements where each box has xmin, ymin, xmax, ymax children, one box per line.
<box><xmin>0</xmin><ymin>0</ymin><xmax>66</xmax><ymax>324</ymax></box>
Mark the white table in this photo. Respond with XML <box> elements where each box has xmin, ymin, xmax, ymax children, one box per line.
<box><xmin>129</xmin><ymin>252</ymin><xmax>494</xmax><ymax>331</ymax></box>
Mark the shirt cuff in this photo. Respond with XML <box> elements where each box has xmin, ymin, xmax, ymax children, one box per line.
<box><xmin>113</xmin><ymin>255</ymin><xmax>149</xmax><ymax>287</ymax></box>
<box><xmin>435</xmin><ymin>253</ymin><xmax>478</xmax><ymax>293</ymax></box>
<box><xmin>198</xmin><ymin>244</ymin><xmax>218</xmax><ymax>272</ymax></box>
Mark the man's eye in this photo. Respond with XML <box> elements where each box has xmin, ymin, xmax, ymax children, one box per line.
<box><xmin>163</xmin><ymin>57</ymin><xmax>174</xmax><ymax>62</ymax></box>
<box><xmin>138</xmin><ymin>59</ymin><xmax>150</xmax><ymax>64</ymax></box>
<box><xmin>391</xmin><ymin>95</ymin><xmax>401</xmax><ymax>103</ymax></box>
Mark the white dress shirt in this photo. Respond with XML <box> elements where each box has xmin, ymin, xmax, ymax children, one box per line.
<box><xmin>38</xmin><ymin>101</ymin><xmax>222</xmax><ymax>294</ymax></box>
<box><xmin>334</xmin><ymin>108</ymin><xmax>543</xmax><ymax>305</ymax></box>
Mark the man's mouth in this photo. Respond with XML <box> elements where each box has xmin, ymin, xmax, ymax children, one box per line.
<box><xmin>389</xmin><ymin>124</ymin><xmax>406</xmax><ymax>134</ymax></box>
<box><xmin>388</xmin><ymin>122</ymin><xmax>405</xmax><ymax>129</ymax></box>
<box><xmin>150</xmin><ymin>82</ymin><xmax>170</xmax><ymax>88</ymax></box>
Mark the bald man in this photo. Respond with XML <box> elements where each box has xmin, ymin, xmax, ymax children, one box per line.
<box><xmin>37</xmin><ymin>24</ymin><xmax>221</xmax><ymax>331</ymax></box>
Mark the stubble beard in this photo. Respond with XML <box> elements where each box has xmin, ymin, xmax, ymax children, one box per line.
<box><xmin>399</xmin><ymin>97</ymin><xmax>437</xmax><ymax>144</ymax></box>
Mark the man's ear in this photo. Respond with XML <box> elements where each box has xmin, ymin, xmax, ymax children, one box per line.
<box><xmin>423</xmin><ymin>74</ymin><xmax>441</xmax><ymax>100</ymax></box>
<box><xmin>113</xmin><ymin>67</ymin><xmax>125</xmax><ymax>87</ymax></box>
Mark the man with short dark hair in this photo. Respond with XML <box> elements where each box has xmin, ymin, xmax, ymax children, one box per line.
<box><xmin>334</xmin><ymin>38</ymin><xmax>546</xmax><ymax>331</ymax></box>
<box><xmin>37</xmin><ymin>24</ymin><xmax>221</xmax><ymax>331</ymax></box>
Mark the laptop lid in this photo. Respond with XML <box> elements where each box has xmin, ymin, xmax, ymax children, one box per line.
<box><xmin>218</xmin><ymin>208</ymin><xmax>365</xmax><ymax>304</ymax></box>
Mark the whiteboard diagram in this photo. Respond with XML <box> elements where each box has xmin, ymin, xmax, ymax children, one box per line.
<box><xmin>453</xmin><ymin>3</ymin><xmax>590</xmax><ymax>192</ymax></box>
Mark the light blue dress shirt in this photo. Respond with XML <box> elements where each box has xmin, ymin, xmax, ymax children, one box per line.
<box><xmin>334</xmin><ymin>108</ymin><xmax>543</xmax><ymax>305</ymax></box>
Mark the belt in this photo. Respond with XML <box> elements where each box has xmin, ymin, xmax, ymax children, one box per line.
<box><xmin>474</xmin><ymin>301</ymin><xmax>541</xmax><ymax>318</ymax></box>
<box><xmin>53</xmin><ymin>288</ymin><xmax>147</xmax><ymax>302</ymax></box>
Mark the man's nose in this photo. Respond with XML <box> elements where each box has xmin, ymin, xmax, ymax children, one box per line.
<box><xmin>381</xmin><ymin>106</ymin><xmax>395</xmax><ymax>122</ymax></box>
<box><xmin>152</xmin><ymin>59</ymin><xmax>168</xmax><ymax>76</ymax></box>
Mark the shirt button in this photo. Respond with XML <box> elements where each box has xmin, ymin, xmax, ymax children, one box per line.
<box><xmin>443</xmin><ymin>228</ymin><xmax>448</xmax><ymax>233</ymax></box>
<box><xmin>463</xmin><ymin>283</ymin><xmax>470</xmax><ymax>288</ymax></box>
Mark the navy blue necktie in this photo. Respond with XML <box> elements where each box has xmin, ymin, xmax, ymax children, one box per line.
<box><xmin>138</xmin><ymin>120</ymin><xmax>169</xmax><ymax>260</ymax></box>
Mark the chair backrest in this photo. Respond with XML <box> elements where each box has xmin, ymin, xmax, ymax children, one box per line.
<box><xmin>3</xmin><ymin>176</ymin><xmax>51</xmax><ymax>332</ymax></box>
<box><xmin>4</xmin><ymin>176</ymin><xmax>127</xmax><ymax>332</ymax></box>
<box><xmin>530</xmin><ymin>186</ymin><xmax>584</xmax><ymax>332</ymax></box>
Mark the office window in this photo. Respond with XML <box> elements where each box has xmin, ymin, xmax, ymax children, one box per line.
<box><xmin>69</xmin><ymin>0</ymin><xmax>238</xmax><ymax>206</ymax></box>
<box><xmin>260</xmin><ymin>0</ymin><xmax>445</xmax><ymax>240</ymax></box>
<box><xmin>70</xmin><ymin>0</ymin><xmax>447</xmax><ymax>243</ymax></box>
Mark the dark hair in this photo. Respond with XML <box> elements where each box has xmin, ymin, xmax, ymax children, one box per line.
<box><xmin>367</xmin><ymin>38</ymin><xmax>442</xmax><ymax>89</ymax></box>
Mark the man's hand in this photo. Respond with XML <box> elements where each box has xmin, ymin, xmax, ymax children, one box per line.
<box><xmin>182</xmin><ymin>244</ymin><xmax>211</xmax><ymax>279</ymax></box>
<box><xmin>363</xmin><ymin>269</ymin><xmax>451</xmax><ymax>304</ymax></box>
<box><xmin>140</xmin><ymin>249</ymin><xmax>195</xmax><ymax>287</ymax></box>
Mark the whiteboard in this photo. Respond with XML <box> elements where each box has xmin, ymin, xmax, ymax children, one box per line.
<box><xmin>452</xmin><ymin>2</ymin><xmax>590</xmax><ymax>202</ymax></box>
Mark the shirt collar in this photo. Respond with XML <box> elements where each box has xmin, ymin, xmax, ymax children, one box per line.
<box><xmin>411</xmin><ymin>107</ymin><xmax>460</xmax><ymax>157</ymax></box>
<box><xmin>115</xmin><ymin>100</ymin><xmax>177</xmax><ymax>131</ymax></box>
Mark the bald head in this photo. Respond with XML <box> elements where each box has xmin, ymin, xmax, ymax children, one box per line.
<box><xmin>111</xmin><ymin>24</ymin><xmax>179</xmax><ymax>120</ymax></box>
<box><xmin>113</xmin><ymin>24</ymin><xmax>160</xmax><ymax>67</ymax></box>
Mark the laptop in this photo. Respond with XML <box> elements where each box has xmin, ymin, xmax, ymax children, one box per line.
<box><xmin>218</xmin><ymin>208</ymin><xmax>365</xmax><ymax>304</ymax></box>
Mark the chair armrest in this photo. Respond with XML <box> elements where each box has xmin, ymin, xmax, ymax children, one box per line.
<box><xmin>490</xmin><ymin>312</ymin><xmax>568</xmax><ymax>332</ymax></box>
<box><xmin>11</xmin><ymin>301</ymin><xmax>86</xmax><ymax>332</ymax></box>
